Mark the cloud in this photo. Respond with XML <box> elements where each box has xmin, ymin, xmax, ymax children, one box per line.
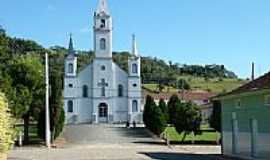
<box><xmin>47</xmin><ymin>5</ymin><xmax>56</xmax><ymax>11</ymax></box>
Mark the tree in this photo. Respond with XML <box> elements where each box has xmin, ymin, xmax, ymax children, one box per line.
<box><xmin>173</xmin><ymin>102</ymin><xmax>202</xmax><ymax>142</ymax></box>
<box><xmin>176</xmin><ymin>79</ymin><xmax>190</xmax><ymax>90</ymax></box>
<box><xmin>143</xmin><ymin>95</ymin><xmax>166</xmax><ymax>136</ymax></box>
<box><xmin>159</xmin><ymin>99</ymin><xmax>169</xmax><ymax>123</ymax></box>
<box><xmin>0</xmin><ymin>93</ymin><xmax>14</xmax><ymax>158</ymax></box>
<box><xmin>37</xmin><ymin>54</ymin><xmax>65</xmax><ymax>140</ymax></box>
<box><xmin>8</xmin><ymin>55</ymin><xmax>44</xmax><ymax>143</ymax></box>
<box><xmin>210</xmin><ymin>100</ymin><xmax>221</xmax><ymax>132</ymax></box>
<box><xmin>167</xmin><ymin>94</ymin><xmax>181</xmax><ymax>124</ymax></box>
<box><xmin>157</xmin><ymin>83</ymin><xmax>165</xmax><ymax>93</ymax></box>
<box><xmin>143</xmin><ymin>95</ymin><xmax>155</xmax><ymax>128</ymax></box>
<box><xmin>150</xmin><ymin>105</ymin><xmax>166</xmax><ymax>135</ymax></box>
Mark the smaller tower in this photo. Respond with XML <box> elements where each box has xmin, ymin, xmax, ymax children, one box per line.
<box><xmin>65</xmin><ymin>34</ymin><xmax>77</xmax><ymax>77</ymax></box>
<box><xmin>128</xmin><ymin>35</ymin><xmax>141</xmax><ymax>123</ymax></box>
<box><xmin>128</xmin><ymin>35</ymin><xmax>141</xmax><ymax>77</ymax></box>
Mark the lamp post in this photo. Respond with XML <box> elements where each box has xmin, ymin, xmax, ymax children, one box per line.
<box><xmin>45</xmin><ymin>52</ymin><xmax>51</xmax><ymax>148</ymax></box>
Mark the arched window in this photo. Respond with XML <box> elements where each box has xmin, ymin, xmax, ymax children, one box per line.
<box><xmin>67</xmin><ymin>100</ymin><xmax>73</xmax><ymax>113</ymax></box>
<box><xmin>101</xmin><ymin>19</ymin><xmax>106</xmax><ymax>28</ymax></box>
<box><xmin>132</xmin><ymin>100</ymin><xmax>138</xmax><ymax>112</ymax></box>
<box><xmin>118</xmin><ymin>85</ymin><xmax>123</xmax><ymax>97</ymax></box>
<box><xmin>100</xmin><ymin>38</ymin><xmax>106</xmax><ymax>50</ymax></box>
<box><xmin>132</xmin><ymin>64</ymin><xmax>138</xmax><ymax>73</ymax></box>
<box><xmin>68</xmin><ymin>63</ymin><xmax>73</xmax><ymax>73</ymax></box>
<box><xmin>82</xmin><ymin>85</ymin><xmax>88</xmax><ymax>98</ymax></box>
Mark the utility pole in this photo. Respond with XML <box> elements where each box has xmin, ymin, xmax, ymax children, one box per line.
<box><xmin>251</xmin><ymin>62</ymin><xmax>255</xmax><ymax>81</ymax></box>
<box><xmin>45</xmin><ymin>52</ymin><xmax>51</xmax><ymax>148</ymax></box>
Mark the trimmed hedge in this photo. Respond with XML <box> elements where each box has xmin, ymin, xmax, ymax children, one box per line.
<box><xmin>0</xmin><ymin>93</ymin><xmax>14</xmax><ymax>154</ymax></box>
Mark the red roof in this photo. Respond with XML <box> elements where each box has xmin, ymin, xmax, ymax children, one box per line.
<box><xmin>220</xmin><ymin>71</ymin><xmax>270</xmax><ymax>97</ymax></box>
<box><xmin>143</xmin><ymin>90</ymin><xmax>216</xmax><ymax>102</ymax></box>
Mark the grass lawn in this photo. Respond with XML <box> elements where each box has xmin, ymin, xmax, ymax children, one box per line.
<box><xmin>15</xmin><ymin>123</ymin><xmax>42</xmax><ymax>144</ymax></box>
<box><xmin>143</xmin><ymin>76</ymin><xmax>247</xmax><ymax>94</ymax></box>
<box><xmin>164</xmin><ymin>126</ymin><xmax>220</xmax><ymax>143</ymax></box>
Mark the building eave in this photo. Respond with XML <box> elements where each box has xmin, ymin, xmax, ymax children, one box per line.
<box><xmin>213</xmin><ymin>88</ymin><xmax>270</xmax><ymax>101</ymax></box>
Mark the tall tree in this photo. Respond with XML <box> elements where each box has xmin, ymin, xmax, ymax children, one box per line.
<box><xmin>143</xmin><ymin>95</ymin><xmax>155</xmax><ymax>128</ymax></box>
<box><xmin>210</xmin><ymin>100</ymin><xmax>221</xmax><ymax>132</ymax></box>
<box><xmin>173</xmin><ymin>102</ymin><xmax>202</xmax><ymax>142</ymax></box>
<box><xmin>167</xmin><ymin>94</ymin><xmax>181</xmax><ymax>124</ymax></box>
<box><xmin>159</xmin><ymin>99</ymin><xmax>169</xmax><ymax>123</ymax></box>
<box><xmin>38</xmin><ymin>54</ymin><xmax>65</xmax><ymax>140</ymax></box>
<box><xmin>8</xmin><ymin>55</ymin><xmax>44</xmax><ymax>143</ymax></box>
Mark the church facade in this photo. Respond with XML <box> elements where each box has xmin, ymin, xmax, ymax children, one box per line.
<box><xmin>63</xmin><ymin>0</ymin><xmax>142</xmax><ymax>124</ymax></box>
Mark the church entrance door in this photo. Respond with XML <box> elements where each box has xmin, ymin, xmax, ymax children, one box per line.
<box><xmin>98</xmin><ymin>103</ymin><xmax>108</xmax><ymax>123</ymax></box>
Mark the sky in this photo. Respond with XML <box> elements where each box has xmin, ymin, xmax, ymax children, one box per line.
<box><xmin>1</xmin><ymin>0</ymin><xmax>270</xmax><ymax>78</ymax></box>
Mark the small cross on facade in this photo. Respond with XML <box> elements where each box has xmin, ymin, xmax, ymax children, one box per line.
<box><xmin>98</xmin><ymin>79</ymin><xmax>108</xmax><ymax>96</ymax></box>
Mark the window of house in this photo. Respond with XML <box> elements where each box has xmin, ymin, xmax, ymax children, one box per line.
<box><xmin>101</xmin><ymin>65</ymin><xmax>106</xmax><ymax>71</ymax></box>
<box><xmin>235</xmin><ymin>99</ymin><xmax>241</xmax><ymax>108</ymax></box>
<box><xmin>132</xmin><ymin>100</ymin><xmax>138</xmax><ymax>112</ymax></box>
<box><xmin>100</xmin><ymin>19</ymin><xmax>106</xmax><ymax>28</ymax></box>
<box><xmin>118</xmin><ymin>85</ymin><xmax>123</xmax><ymax>97</ymax></box>
<box><xmin>132</xmin><ymin>64</ymin><xmax>138</xmax><ymax>74</ymax></box>
<box><xmin>67</xmin><ymin>100</ymin><xmax>73</xmax><ymax>113</ymax></box>
<box><xmin>100</xmin><ymin>38</ymin><xmax>106</xmax><ymax>50</ymax></box>
<box><xmin>69</xmin><ymin>84</ymin><xmax>73</xmax><ymax>88</ymax></box>
<box><xmin>133</xmin><ymin>83</ymin><xmax>137</xmax><ymax>87</ymax></box>
<box><xmin>265</xmin><ymin>95</ymin><xmax>270</xmax><ymax>105</ymax></box>
<box><xmin>82</xmin><ymin>85</ymin><xmax>88</xmax><ymax>98</ymax></box>
<box><xmin>68</xmin><ymin>63</ymin><xmax>73</xmax><ymax>73</ymax></box>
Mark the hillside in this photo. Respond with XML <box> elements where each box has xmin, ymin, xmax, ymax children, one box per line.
<box><xmin>0</xmin><ymin>27</ymin><xmax>244</xmax><ymax>95</ymax></box>
<box><xmin>143</xmin><ymin>76</ymin><xmax>247</xmax><ymax>94</ymax></box>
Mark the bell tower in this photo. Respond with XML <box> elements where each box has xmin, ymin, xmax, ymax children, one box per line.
<box><xmin>94</xmin><ymin>0</ymin><xmax>113</xmax><ymax>58</ymax></box>
<box><xmin>65</xmin><ymin>34</ymin><xmax>77</xmax><ymax>77</ymax></box>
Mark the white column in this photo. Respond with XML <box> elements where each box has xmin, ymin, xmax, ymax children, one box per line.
<box><xmin>45</xmin><ymin>52</ymin><xmax>51</xmax><ymax>148</ymax></box>
<box><xmin>250</xmin><ymin>118</ymin><xmax>258</xmax><ymax>157</ymax></box>
<box><xmin>232</xmin><ymin>112</ymin><xmax>239</xmax><ymax>154</ymax></box>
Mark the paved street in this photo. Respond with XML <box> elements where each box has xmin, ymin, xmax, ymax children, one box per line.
<box><xmin>8</xmin><ymin>124</ymin><xmax>228</xmax><ymax>160</ymax></box>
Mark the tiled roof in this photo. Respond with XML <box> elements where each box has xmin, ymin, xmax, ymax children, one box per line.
<box><xmin>221</xmin><ymin>71</ymin><xmax>270</xmax><ymax>97</ymax></box>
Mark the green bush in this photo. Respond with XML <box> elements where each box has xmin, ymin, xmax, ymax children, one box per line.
<box><xmin>173</xmin><ymin>102</ymin><xmax>202</xmax><ymax>142</ymax></box>
<box><xmin>37</xmin><ymin>107</ymin><xmax>65</xmax><ymax>140</ymax></box>
<box><xmin>143</xmin><ymin>95</ymin><xmax>166</xmax><ymax>136</ymax></box>
<box><xmin>168</xmin><ymin>94</ymin><xmax>181</xmax><ymax>124</ymax></box>
<box><xmin>150</xmin><ymin>105</ymin><xmax>166</xmax><ymax>135</ymax></box>
<box><xmin>210</xmin><ymin>100</ymin><xmax>221</xmax><ymax>132</ymax></box>
<box><xmin>0</xmin><ymin>93</ymin><xmax>14</xmax><ymax>154</ymax></box>
<box><xmin>159</xmin><ymin>99</ymin><xmax>169</xmax><ymax>123</ymax></box>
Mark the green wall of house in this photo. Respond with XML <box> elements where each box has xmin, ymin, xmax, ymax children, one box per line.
<box><xmin>221</xmin><ymin>91</ymin><xmax>270</xmax><ymax>133</ymax></box>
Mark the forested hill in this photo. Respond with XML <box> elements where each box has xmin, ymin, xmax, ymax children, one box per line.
<box><xmin>0</xmin><ymin>27</ymin><xmax>237</xmax><ymax>86</ymax></box>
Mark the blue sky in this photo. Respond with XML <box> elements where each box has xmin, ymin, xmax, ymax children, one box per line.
<box><xmin>1</xmin><ymin>0</ymin><xmax>270</xmax><ymax>78</ymax></box>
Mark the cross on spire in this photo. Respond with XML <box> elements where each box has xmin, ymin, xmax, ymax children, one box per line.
<box><xmin>96</xmin><ymin>0</ymin><xmax>110</xmax><ymax>14</ymax></box>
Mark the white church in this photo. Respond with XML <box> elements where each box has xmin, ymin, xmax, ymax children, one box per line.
<box><xmin>64</xmin><ymin>0</ymin><xmax>142</xmax><ymax>124</ymax></box>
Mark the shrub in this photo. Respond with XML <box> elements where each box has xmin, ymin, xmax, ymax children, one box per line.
<box><xmin>0</xmin><ymin>93</ymin><xmax>14</xmax><ymax>154</ymax></box>
<box><xmin>159</xmin><ymin>99</ymin><xmax>169</xmax><ymax>123</ymax></box>
<box><xmin>173</xmin><ymin>102</ymin><xmax>202</xmax><ymax>142</ymax></box>
<box><xmin>210</xmin><ymin>100</ymin><xmax>221</xmax><ymax>132</ymax></box>
<box><xmin>150</xmin><ymin>105</ymin><xmax>166</xmax><ymax>135</ymax></box>
<box><xmin>167</xmin><ymin>94</ymin><xmax>181</xmax><ymax>124</ymax></box>
<box><xmin>37</xmin><ymin>107</ymin><xmax>65</xmax><ymax>140</ymax></box>
<box><xmin>143</xmin><ymin>95</ymin><xmax>166</xmax><ymax>136</ymax></box>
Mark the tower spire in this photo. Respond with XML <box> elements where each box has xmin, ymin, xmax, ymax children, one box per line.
<box><xmin>68</xmin><ymin>33</ymin><xmax>75</xmax><ymax>55</ymax></box>
<box><xmin>96</xmin><ymin>0</ymin><xmax>110</xmax><ymax>14</ymax></box>
<box><xmin>132</xmin><ymin>34</ymin><xmax>139</xmax><ymax>57</ymax></box>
